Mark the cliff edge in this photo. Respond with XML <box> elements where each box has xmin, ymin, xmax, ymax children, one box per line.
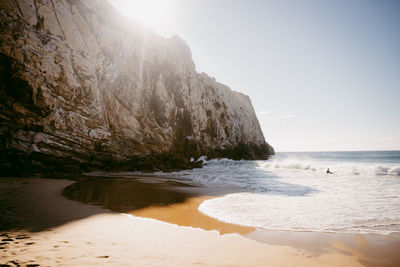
<box><xmin>0</xmin><ymin>0</ymin><xmax>274</xmax><ymax>175</ymax></box>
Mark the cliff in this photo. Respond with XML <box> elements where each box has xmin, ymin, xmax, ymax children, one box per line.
<box><xmin>0</xmin><ymin>0</ymin><xmax>274</xmax><ymax>176</ymax></box>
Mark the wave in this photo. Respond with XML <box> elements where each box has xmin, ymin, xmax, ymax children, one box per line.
<box><xmin>195</xmin><ymin>152</ymin><xmax>400</xmax><ymax>235</ymax></box>
<box><xmin>259</xmin><ymin>155</ymin><xmax>400</xmax><ymax>177</ymax></box>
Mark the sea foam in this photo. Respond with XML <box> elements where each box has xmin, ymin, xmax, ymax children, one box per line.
<box><xmin>193</xmin><ymin>152</ymin><xmax>400</xmax><ymax>235</ymax></box>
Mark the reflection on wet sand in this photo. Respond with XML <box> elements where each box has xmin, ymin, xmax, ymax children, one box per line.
<box><xmin>63</xmin><ymin>176</ymin><xmax>253</xmax><ymax>235</ymax></box>
<box><xmin>62</xmin><ymin>177</ymin><xmax>191</xmax><ymax>213</ymax></box>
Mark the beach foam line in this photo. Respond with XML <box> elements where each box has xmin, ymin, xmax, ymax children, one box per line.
<box><xmin>198</xmin><ymin>192</ymin><xmax>400</xmax><ymax>235</ymax></box>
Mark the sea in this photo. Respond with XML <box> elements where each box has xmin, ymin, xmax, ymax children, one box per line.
<box><xmin>88</xmin><ymin>151</ymin><xmax>400</xmax><ymax>235</ymax></box>
<box><xmin>161</xmin><ymin>150</ymin><xmax>400</xmax><ymax>235</ymax></box>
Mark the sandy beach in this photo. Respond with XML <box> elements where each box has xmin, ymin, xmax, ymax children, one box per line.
<box><xmin>1</xmin><ymin>176</ymin><xmax>399</xmax><ymax>266</ymax></box>
<box><xmin>1</xmin><ymin>0</ymin><xmax>399</xmax><ymax>266</ymax></box>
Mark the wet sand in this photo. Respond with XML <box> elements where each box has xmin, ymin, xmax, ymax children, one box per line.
<box><xmin>133</xmin><ymin>196</ymin><xmax>255</xmax><ymax>235</ymax></box>
<box><xmin>1</xmin><ymin>176</ymin><xmax>399</xmax><ymax>266</ymax></box>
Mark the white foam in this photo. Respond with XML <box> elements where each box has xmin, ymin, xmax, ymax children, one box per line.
<box><xmin>258</xmin><ymin>155</ymin><xmax>400</xmax><ymax>177</ymax></box>
<box><xmin>194</xmin><ymin>154</ymin><xmax>400</xmax><ymax>235</ymax></box>
<box><xmin>199</xmin><ymin>191</ymin><xmax>400</xmax><ymax>235</ymax></box>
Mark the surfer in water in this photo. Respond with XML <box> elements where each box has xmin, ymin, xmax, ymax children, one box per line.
<box><xmin>326</xmin><ymin>168</ymin><xmax>334</xmax><ymax>174</ymax></box>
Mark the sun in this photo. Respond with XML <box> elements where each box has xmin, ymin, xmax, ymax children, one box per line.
<box><xmin>109</xmin><ymin>0</ymin><xmax>177</xmax><ymax>37</ymax></box>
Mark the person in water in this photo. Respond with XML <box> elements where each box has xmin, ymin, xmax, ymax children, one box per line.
<box><xmin>326</xmin><ymin>168</ymin><xmax>333</xmax><ymax>174</ymax></box>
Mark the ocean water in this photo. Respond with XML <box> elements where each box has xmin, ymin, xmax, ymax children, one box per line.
<box><xmin>171</xmin><ymin>151</ymin><xmax>400</xmax><ymax>235</ymax></box>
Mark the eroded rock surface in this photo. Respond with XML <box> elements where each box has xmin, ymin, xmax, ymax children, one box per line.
<box><xmin>0</xmin><ymin>0</ymin><xmax>274</xmax><ymax>175</ymax></box>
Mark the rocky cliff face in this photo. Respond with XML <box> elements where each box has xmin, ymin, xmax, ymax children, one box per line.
<box><xmin>0</xmin><ymin>0</ymin><xmax>274</xmax><ymax>175</ymax></box>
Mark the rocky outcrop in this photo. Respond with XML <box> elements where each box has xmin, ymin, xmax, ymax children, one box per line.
<box><xmin>0</xmin><ymin>0</ymin><xmax>274</xmax><ymax>176</ymax></box>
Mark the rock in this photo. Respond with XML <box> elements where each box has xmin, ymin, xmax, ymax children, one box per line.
<box><xmin>0</xmin><ymin>0</ymin><xmax>274</xmax><ymax>175</ymax></box>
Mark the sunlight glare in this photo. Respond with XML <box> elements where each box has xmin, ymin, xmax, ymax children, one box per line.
<box><xmin>110</xmin><ymin>0</ymin><xmax>177</xmax><ymax>37</ymax></box>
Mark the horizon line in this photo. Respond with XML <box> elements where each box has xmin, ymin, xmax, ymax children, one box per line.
<box><xmin>275</xmin><ymin>149</ymin><xmax>400</xmax><ymax>153</ymax></box>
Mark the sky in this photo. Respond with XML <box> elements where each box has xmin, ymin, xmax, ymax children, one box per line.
<box><xmin>109</xmin><ymin>0</ymin><xmax>400</xmax><ymax>152</ymax></box>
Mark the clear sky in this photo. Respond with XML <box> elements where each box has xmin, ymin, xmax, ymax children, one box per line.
<box><xmin>109</xmin><ymin>0</ymin><xmax>400</xmax><ymax>152</ymax></box>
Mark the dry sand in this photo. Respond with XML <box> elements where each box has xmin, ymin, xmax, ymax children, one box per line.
<box><xmin>0</xmin><ymin>177</ymin><xmax>398</xmax><ymax>266</ymax></box>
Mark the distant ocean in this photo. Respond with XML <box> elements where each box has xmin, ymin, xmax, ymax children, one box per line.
<box><xmin>166</xmin><ymin>151</ymin><xmax>400</xmax><ymax>235</ymax></box>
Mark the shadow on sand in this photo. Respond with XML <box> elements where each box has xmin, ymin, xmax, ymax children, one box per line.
<box><xmin>0</xmin><ymin>176</ymin><xmax>197</xmax><ymax>232</ymax></box>
<box><xmin>62</xmin><ymin>176</ymin><xmax>197</xmax><ymax>213</ymax></box>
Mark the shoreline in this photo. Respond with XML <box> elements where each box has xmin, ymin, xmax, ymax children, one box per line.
<box><xmin>130</xmin><ymin>191</ymin><xmax>400</xmax><ymax>266</ymax></box>
<box><xmin>1</xmin><ymin>176</ymin><xmax>399</xmax><ymax>266</ymax></box>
